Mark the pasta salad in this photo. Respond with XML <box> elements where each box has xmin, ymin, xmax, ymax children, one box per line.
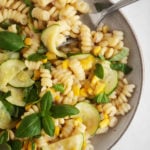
<box><xmin>0</xmin><ymin>0</ymin><xmax>135</xmax><ymax>149</ymax></box>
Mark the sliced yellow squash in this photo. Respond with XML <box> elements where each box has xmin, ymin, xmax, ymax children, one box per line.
<box><xmin>42</xmin><ymin>134</ymin><xmax>83</xmax><ymax>150</ymax></box>
<box><xmin>41</xmin><ymin>24</ymin><xmax>66</xmax><ymax>58</ymax></box>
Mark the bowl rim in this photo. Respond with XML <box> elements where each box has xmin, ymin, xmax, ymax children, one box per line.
<box><xmin>107</xmin><ymin>6</ymin><xmax>144</xmax><ymax>150</ymax></box>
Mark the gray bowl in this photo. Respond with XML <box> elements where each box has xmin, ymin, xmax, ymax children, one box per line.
<box><xmin>87</xmin><ymin>0</ymin><xmax>143</xmax><ymax>149</ymax></box>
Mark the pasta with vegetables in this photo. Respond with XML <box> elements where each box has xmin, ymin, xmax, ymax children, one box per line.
<box><xmin>0</xmin><ymin>0</ymin><xmax>135</xmax><ymax>149</ymax></box>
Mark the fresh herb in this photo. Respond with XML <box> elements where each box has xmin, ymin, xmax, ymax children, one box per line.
<box><xmin>23</xmin><ymin>0</ymin><xmax>32</xmax><ymax>6</ymax></box>
<box><xmin>37</xmin><ymin>46</ymin><xmax>47</xmax><ymax>54</ymax></box>
<box><xmin>110</xmin><ymin>48</ymin><xmax>129</xmax><ymax>61</ymax></box>
<box><xmin>110</xmin><ymin>62</ymin><xmax>132</xmax><ymax>74</ymax></box>
<box><xmin>42</xmin><ymin>115</ymin><xmax>55</xmax><ymax>136</ymax></box>
<box><xmin>9</xmin><ymin>140</ymin><xmax>23</xmax><ymax>150</ymax></box>
<box><xmin>24</xmin><ymin>82</ymin><xmax>41</xmax><ymax>104</ymax></box>
<box><xmin>51</xmin><ymin>104</ymin><xmax>79</xmax><ymax>118</ymax></box>
<box><xmin>15</xmin><ymin>113</ymin><xmax>41</xmax><ymax>138</ymax></box>
<box><xmin>52</xmin><ymin>84</ymin><xmax>64</xmax><ymax>93</ymax></box>
<box><xmin>93</xmin><ymin>93</ymin><xmax>109</xmax><ymax>104</ymax></box>
<box><xmin>0</xmin><ymin>131</ymin><xmax>8</xmax><ymax>144</ymax></box>
<box><xmin>40</xmin><ymin>91</ymin><xmax>53</xmax><ymax>116</ymax></box>
<box><xmin>94</xmin><ymin>63</ymin><xmax>104</xmax><ymax>79</ymax></box>
<box><xmin>0</xmin><ymin>31</ymin><xmax>24</xmax><ymax>51</ymax></box>
<box><xmin>27</xmin><ymin>53</ymin><xmax>47</xmax><ymax>62</ymax></box>
<box><xmin>43</xmin><ymin>62</ymin><xmax>51</xmax><ymax>70</ymax></box>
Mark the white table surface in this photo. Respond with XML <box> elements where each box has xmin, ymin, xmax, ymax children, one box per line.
<box><xmin>110</xmin><ymin>0</ymin><xmax>150</xmax><ymax>150</ymax></box>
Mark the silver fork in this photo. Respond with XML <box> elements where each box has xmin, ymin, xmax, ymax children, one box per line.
<box><xmin>62</xmin><ymin>0</ymin><xmax>139</xmax><ymax>46</ymax></box>
<box><xmin>81</xmin><ymin>0</ymin><xmax>139</xmax><ymax>29</ymax></box>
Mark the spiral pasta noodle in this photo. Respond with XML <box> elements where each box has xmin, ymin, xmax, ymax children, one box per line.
<box><xmin>0</xmin><ymin>1</ymin><xmax>136</xmax><ymax>149</ymax></box>
<box><xmin>25</xmin><ymin>60</ymin><xmax>42</xmax><ymax>70</ymax></box>
<box><xmin>40</xmin><ymin>68</ymin><xmax>53</xmax><ymax>89</ymax></box>
<box><xmin>52</xmin><ymin>66</ymin><xmax>74</xmax><ymax>95</ymax></box>
<box><xmin>0</xmin><ymin>0</ymin><xmax>29</xmax><ymax>14</ymax></box>
<box><xmin>80</xmin><ymin>25</ymin><xmax>93</xmax><ymax>53</ymax></box>
<box><xmin>0</xmin><ymin>9</ymin><xmax>27</xmax><ymax>25</ymax></box>
<box><xmin>69</xmin><ymin>58</ymin><xmax>85</xmax><ymax>81</ymax></box>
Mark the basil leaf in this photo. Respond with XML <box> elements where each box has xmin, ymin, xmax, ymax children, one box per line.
<box><xmin>37</xmin><ymin>46</ymin><xmax>47</xmax><ymax>54</ymax></box>
<box><xmin>93</xmin><ymin>93</ymin><xmax>109</xmax><ymax>104</ymax></box>
<box><xmin>40</xmin><ymin>91</ymin><xmax>53</xmax><ymax>116</ymax></box>
<box><xmin>9</xmin><ymin>140</ymin><xmax>23</xmax><ymax>150</ymax></box>
<box><xmin>110</xmin><ymin>48</ymin><xmax>129</xmax><ymax>61</ymax></box>
<box><xmin>110</xmin><ymin>62</ymin><xmax>132</xmax><ymax>74</ymax></box>
<box><xmin>23</xmin><ymin>0</ymin><xmax>32</xmax><ymax>6</ymax></box>
<box><xmin>15</xmin><ymin>113</ymin><xmax>41</xmax><ymax>138</ymax></box>
<box><xmin>0</xmin><ymin>131</ymin><xmax>8</xmax><ymax>144</ymax></box>
<box><xmin>0</xmin><ymin>143</ymin><xmax>11</xmax><ymax>150</ymax></box>
<box><xmin>42</xmin><ymin>115</ymin><xmax>55</xmax><ymax>136</ymax></box>
<box><xmin>0</xmin><ymin>31</ymin><xmax>24</xmax><ymax>51</ymax></box>
<box><xmin>0</xmin><ymin>91</ymin><xmax>11</xmax><ymax>100</ymax></box>
<box><xmin>94</xmin><ymin>63</ymin><xmax>104</xmax><ymax>79</ymax></box>
<box><xmin>51</xmin><ymin>104</ymin><xmax>80</xmax><ymax>118</ymax></box>
<box><xmin>43</xmin><ymin>62</ymin><xmax>51</xmax><ymax>70</ymax></box>
<box><xmin>27</xmin><ymin>53</ymin><xmax>47</xmax><ymax>62</ymax></box>
<box><xmin>24</xmin><ymin>82</ymin><xmax>40</xmax><ymax>104</ymax></box>
<box><xmin>53</xmin><ymin>84</ymin><xmax>64</xmax><ymax>93</ymax></box>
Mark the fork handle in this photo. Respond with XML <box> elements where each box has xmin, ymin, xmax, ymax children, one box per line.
<box><xmin>96</xmin><ymin>0</ymin><xmax>139</xmax><ymax>26</ymax></box>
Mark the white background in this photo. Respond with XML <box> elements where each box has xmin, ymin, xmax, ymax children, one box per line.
<box><xmin>111</xmin><ymin>0</ymin><xmax>150</xmax><ymax>150</ymax></box>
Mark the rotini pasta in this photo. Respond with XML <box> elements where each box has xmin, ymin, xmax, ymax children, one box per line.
<box><xmin>0</xmin><ymin>1</ymin><xmax>136</xmax><ymax>149</ymax></box>
<box><xmin>80</xmin><ymin>24</ymin><xmax>94</xmax><ymax>53</ymax></box>
<box><xmin>0</xmin><ymin>9</ymin><xmax>27</xmax><ymax>25</ymax></box>
<box><xmin>40</xmin><ymin>68</ymin><xmax>53</xmax><ymax>90</ymax></box>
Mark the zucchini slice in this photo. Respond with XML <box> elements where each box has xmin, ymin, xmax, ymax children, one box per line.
<box><xmin>69</xmin><ymin>53</ymin><xmax>92</xmax><ymax>59</ymax></box>
<box><xmin>0</xmin><ymin>101</ymin><xmax>12</xmax><ymax>129</ymax></box>
<box><xmin>76</xmin><ymin>102</ymin><xmax>100</xmax><ymax>135</ymax></box>
<box><xmin>42</xmin><ymin>134</ymin><xmax>83</xmax><ymax>150</ymax></box>
<box><xmin>6</xmin><ymin>86</ymin><xmax>25</xmax><ymax>107</ymax></box>
<box><xmin>0</xmin><ymin>59</ymin><xmax>26</xmax><ymax>89</ymax></box>
<box><xmin>9</xmin><ymin>70</ymin><xmax>34</xmax><ymax>88</ymax></box>
<box><xmin>41</xmin><ymin>24</ymin><xmax>66</xmax><ymax>58</ymax></box>
<box><xmin>102</xmin><ymin>61</ymin><xmax>118</xmax><ymax>94</ymax></box>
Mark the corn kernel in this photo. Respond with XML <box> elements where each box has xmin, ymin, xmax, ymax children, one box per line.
<box><xmin>94</xmin><ymin>82</ymin><xmax>106</xmax><ymax>95</ymax></box>
<box><xmin>47</xmin><ymin>88</ymin><xmax>55</xmax><ymax>95</ymax></box>
<box><xmin>87</xmin><ymin>87</ymin><xmax>93</xmax><ymax>95</ymax></box>
<box><xmin>54</xmin><ymin>126</ymin><xmax>60</xmax><ymax>136</ymax></box>
<box><xmin>42</xmin><ymin>58</ymin><xmax>47</xmax><ymax>64</ymax></box>
<box><xmin>80</xmin><ymin>88</ymin><xmax>88</xmax><ymax>97</ymax></box>
<box><xmin>74</xmin><ymin>117</ymin><xmax>83</xmax><ymax>126</ymax></box>
<box><xmin>46</xmin><ymin>52</ymin><xmax>57</xmax><ymax>60</ymax></box>
<box><xmin>24</xmin><ymin>37</ymin><xmax>32</xmax><ymax>46</ymax></box>
<box><xmin>100</xmin><ymin>118</ymin><xmax>110</xmax><ymax>128</ymax></box>
<box><xmin>33</xmin><ymin>70</ymin><xmax>40</xmax><ymax>81</ymax></box>
<box><xmin>62</xmin><ymin>60</ymin><xmax>69</xmax><ymax>69</ymax></box>
<box><xmin>80</xmin><ymin>56</ymin><xmax>95</xmax><ymax>70</ymax></box>
<box><xmin>104</xmin><ymin>113</ymin><xmax>109</xmax><ymax>119</ymax></box>
<box><xmin>72</xmin><ymin>85</ymin><xmax>80</xmax><ymax>96</ymax></box>
<box><xmin>91</xmin><ymin>76</ymin><xmax>100</xmax><ymax>87</ymax></box>
<box><xmin>102</xmin><ymin>25</ymin><xmax>109</xmax><ymax>33</ymax></box>
<box><xmin>55</xmin><ymin>95</ymin><xmax>60</xmax><ymax>102</ymax></box>
<box><xmin>93</xmin><ymin>46</ymin><xmax>101</xmax><ymax>56</ymax></box>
